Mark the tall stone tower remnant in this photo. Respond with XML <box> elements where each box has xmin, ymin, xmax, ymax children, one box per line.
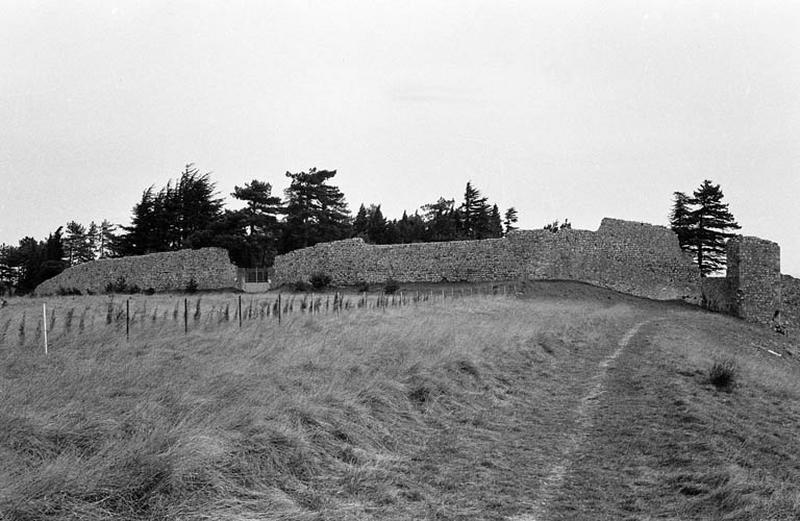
<box><xmin>725</xmin><ymin>236</ymin><xmax>781</xmax><ymax>325</ymax></box>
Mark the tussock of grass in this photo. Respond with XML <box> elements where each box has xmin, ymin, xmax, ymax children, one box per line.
<box><xmin>708</xmin><ymin>358</ymin><xmax>738</xmax><ymax>391</ymax></box>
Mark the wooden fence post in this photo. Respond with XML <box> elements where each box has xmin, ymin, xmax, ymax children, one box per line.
<box><xmin>42</xmin><ymin>303</ymin><xmax>48</xmax><ymax>355</ymax></box>
<box><xmin>184</xmin><ymin>298</ymin><xmax>188</xmax><ymax>334</ymax></box>
<box><xmin>126</xmin><ymin>298</ymin><xmax>130</xmax><ymax>341</ymax></box>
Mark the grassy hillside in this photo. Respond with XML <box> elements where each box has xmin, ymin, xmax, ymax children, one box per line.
<box><xmin>1</xmin><ymin>283</ymin><xmax>799</xmax><ymax>520</ymax></box>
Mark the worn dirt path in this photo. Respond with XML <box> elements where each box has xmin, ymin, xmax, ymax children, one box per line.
<box><xmin>510</xmin><ymin>319</ymin><xmax>652</xmax><ymax>521</ymax></box>
<box><xmin>508</xmin><ymin>300</ymin><xmax>800</xmax><ymax>521</ymax></box>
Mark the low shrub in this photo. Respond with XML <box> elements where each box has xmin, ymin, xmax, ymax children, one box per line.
<box><xmin>185</xmin><ymin>278</ymin><xmax>198</xmax><ymax>294</ymax></box>
<box><xmin>355</xmin><ymin>281</ymin><xmax>370</xmax><ymax>293</ymax></box>
<box><xmin>384</xmin><ymin>278</ymin><xmax>400</xmax><ymax>295</ymax></box>
<box><xmin>708</xmin><ymin>358</ymin><xmax>737</xmax><ymax>391</ymax></box>
<box><xmin>105</xmin><ymin>277</ymin><xmax>140</xmax><ymax>294</ymax></box>
<box><xmin>293</xmin><ymin>280</ymin><xmax>312</xmax><ymax>292</ymax></box>
<box><xmin>57</xmin><ymin>287</ymin><xmax>82</xmax><ymax>296</ymax></box>
<box><xmin>310</xmin><ymin>272</ymin><xmax>332</xmax><ymax>290</ymax></box>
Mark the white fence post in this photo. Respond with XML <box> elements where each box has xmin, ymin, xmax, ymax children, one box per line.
<box><xmin>42</xmin><ymin>303</ymin><xmax>48</xmax><ymax>355</ymax></box>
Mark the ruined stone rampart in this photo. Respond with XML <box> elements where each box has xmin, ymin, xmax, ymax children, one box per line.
<box><xmin>699</xmin><ymin>277</ymin><xmax>734</xmax><ymax>314</ymax></box>
<box><xmin>727</xmin><ymin>237</ymin><xmax>781</xmax><ymax>324</ymax></box>
<box><xmin>273</xmin><ymin>218</ymin><xmax>700</xmax><ymax>301</ymax></box>
<box><xmin>700</xmin><ymin>237</ymin><xmax>782</xmax><ymax>326</ymax></box>
<box><xmin>780</xmin><ymin>275</ymin><xmax>800</xmax><ymax>337</ymax></box>
<box><xmin>35</xmin><ymin>248</ymin><xmax>238</xmax><ymax>295</ymax></box>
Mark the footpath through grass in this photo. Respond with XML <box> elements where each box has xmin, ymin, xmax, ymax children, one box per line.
<box><xmin>540</xmin><ymin>302</ymin><xmax>800</xmax><ymax>520</ymax></box>
<box><xmin>1</xmin><ymin>283</ymin><xmax>800</xmax><ymax>520</ymax></box>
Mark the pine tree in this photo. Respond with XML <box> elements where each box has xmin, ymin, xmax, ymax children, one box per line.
<box><xmin>396</xmin><ymin>211</ymin><xmax>426</xmax><ymax>243</ymax></box>
<box><xmin>421</xmin><ymin>197</ymin><xmax>459</xmax><ymax>242</ymax></box>
<box><xmin>383</xmin><ymin>219</ymin><xmax>400</xmax><ymax>244</ymax></box>
<box><xmin>352</xmin><ymin>204</ymin><xmax>369</xmax><ymax>238</ymax></box>
<box><xmin>117</xmin><ymin>164</ymin><xmax>223</xmax><ymax>255</ymax></box>
<box><xmin>116</xmin><ymin>186</ymin><xmax>161</xmax><ymax>255</ymax></box>
<box><xmin>9</xmin><ymin>228</ymin><xmax>66</xmax><ymax>293</ymax></box>
<box><xmin>86</xmin><ymin>221</ymin><xmax>100</xmax><ymax>261</ymax></box>
<box><xmin>64</xmin><ymin>221</ymin><xmax>93</xmax><ymax>265</ymax></box>
<box><xmin>281</xmin><ymin>168</ymin><xmax>351</xmax><ymax>252</ymax></box>
<box><xmin>460</xmin><ymin>181</ymin><xmax>491</xmax><ymax>239</ymax></box>
<box><xmin>488</xmin><ymin>204</ymin><xmax>503</xmax><ymax>238</ymax></box>
<box><xmin>173</xmin><ymin>164</ymin><xmax>224</xmax><ymax>246</ymax></box>
<box><xmin>230</xmin><ymin>179</ymin><xmax>284</xmax><ymax>267</ymax></box>
<box><xmin>683</xmin><ymin>180</ymin><xmax>740</xmax><ymax>276</ymax></box>
<box><xmin>366</xmin><ymin>205</ymin><xmax>387</xmax><ymax>244</ymax></box>
<box><xmin>232</xmin><ymin>179</ymin><xmax>282</xmax><ymax>216</ymax></box>
<box><xmin>98</xmin><ymin>220</ymin><xmax>117</xmax><ymax>258</ymax></box>
<box><xmin>503</xmin><ymin>207</ymin><xmax>519</xmax><ymax>234</ymax></box>
<box><xmin>669</xmin><ymin>191</ymin><xmax>693</xmax><ymax>249</ymax></box>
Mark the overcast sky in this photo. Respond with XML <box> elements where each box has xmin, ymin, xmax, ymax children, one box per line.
<box><xmin>1</xmin><ymin>0</ymin><xmax>798</xmax><ymax>275</ymax></box>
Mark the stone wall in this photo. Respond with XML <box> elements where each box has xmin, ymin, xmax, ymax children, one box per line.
<box><xmin>698</xmin><ymin>236</ymin><xmax>784</xmax><ymax>327</ymax></box>
<box><xmin>725</xmin><ymin>236</ymin><xmax>781</xmax><ymax>325</ymax></box>
<box><xmin>273</xmin><ymin>218</ymin><xmax>700</xmax><ymax>301</ymax></box>
<box><xmin>35</xmin><ymin>248</ymin><xmax>239</xmax><ymax>295</ymax></box>
<box><xmin>780</xmin><ymin>275</ymin><xmax>800</xmax><ymax>337</ymax></box>
<box><xmin>509</xmin><ymin>218</ymin><xmax>700</xmax><ymax>301</ymax></box>
<box><xmin>700</xmin><ymin>277</ymin><xmax>735</xmax><ymax>314</ymax></box>
<box><xmin>273</xmin><ymin>237</ymin><xmax>517</xmax><ymax>285</ymax></box>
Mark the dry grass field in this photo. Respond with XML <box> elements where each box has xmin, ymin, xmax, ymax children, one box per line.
<box><xmin>1</xmin><ymin>282</ymin><xmax>799</xmax><ymax>520</ymax></box>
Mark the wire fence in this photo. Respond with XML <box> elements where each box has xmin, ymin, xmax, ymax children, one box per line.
<box><xmin>0</xmin><ymin>283</ymin><xmax>518</xmax><ymax>352</ymax></box>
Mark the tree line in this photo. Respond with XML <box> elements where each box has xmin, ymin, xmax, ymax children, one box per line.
<box><xmin>0</xmin><ymin>165</ymin><xmax>742</xmax><ymax>295</ymax></box>
<box><xmin>0</xmin><ymin>165</ymin><xmax>519</xmax><ymax>293</ymax></box>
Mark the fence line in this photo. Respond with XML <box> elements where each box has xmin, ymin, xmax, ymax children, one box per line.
<box><xmin>3</xmin><ymin>283</ymin><xmax>519</xmax><ymax>349</ymax></box>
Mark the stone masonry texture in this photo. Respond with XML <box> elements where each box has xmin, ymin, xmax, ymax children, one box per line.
<box><xmin>725</xmin><ymin>236</ymin><xmax>781</xmax><ymax>325</ymax></box>
<box><xmin>781</xmin><ymin>275</ymin><xmax>800</xmax><ymax>338</ymax></box>
<box><xmin>35</xmin><ymin>248</ymin><xmax>238</xmax><ymax>295</ymax></box>
<box><xmin>273</xmin><ymin>218</ymin><xmax>701</xmax><ymax>301</ymax></box>
<box><xmin>700</xmin><ymin>277</ymin><xmax>734</xmax><ymax>315</ymax></box>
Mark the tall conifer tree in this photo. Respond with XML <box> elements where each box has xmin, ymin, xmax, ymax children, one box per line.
<box><xmin>421</xmin><ymin>197</ymin><xmax>459</xmax><ymax>242</ymax></box>
<box><xmin>366</xmin><ymin>204</ymin><xmax>388</xmax><ymax>244</ymax></box>
<box><xmin>488</xmin><ymin>204</ymin><xmax>503</xmax><ymax>238</ymax></box>
<box><xmin>352</xmin><ymin>204</ymin><xmax>369</xmax><ymax>238</ymax></box>
<box><xmin>98</xmin><ymin>220</ymin><xmax>117</xmax><ymax>258</ymax></box>
<box><xmin>117</xmin><ymin>164</ymin><xmax>223</xmax><ymax>255</ymax></box>
<box><xmin>669</xmin><ymin>191</ymin><xmax>693</xmax><ymax>249</ymax></box>
<box><xmin>281</xmin><ymin>168</ymin><xmax>351</xmax><ymax>252</ymax></box>
<box><xmin>670</xmin><ymin>180</ymin><xmax>740</xmax><ymax>276</ymax></box>
<box><xmin>689</xmin><ymin>180</ymin><xmax>740</xmax><ymax>276</ymax></box>
<box><xmin>230</xmin><ymin>179</ymin><xmax>284</xmax><ymax>266</ymax></box>
<box><xmin>459</xmin><ymin>181</ymin><xmax>491</xmax><ymax>239</ymax></box>
<box><xmin>64</xmin><ymin>221</ymin><xmax>93</xmax><ymax>265</ymax></box>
